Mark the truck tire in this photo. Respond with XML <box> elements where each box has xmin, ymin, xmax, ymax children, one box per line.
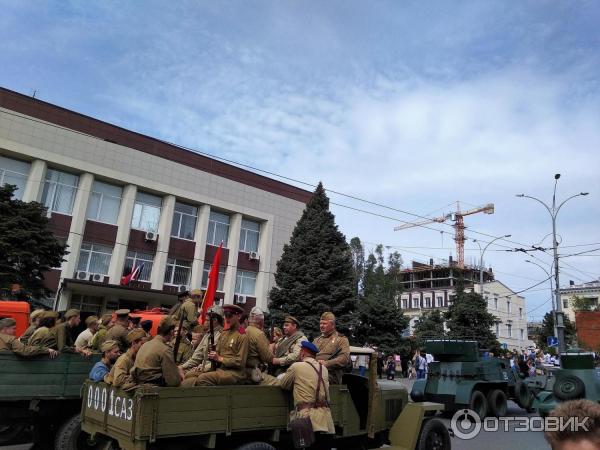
<box><xmin>487</xmin><ymin>389</ymin><xmax>507</xmax><ymax>417</ymax></box>
<box><xmin>469</xmin><ymin>390</ymin><xmax>488</xmax><ymax>419</ymax></box>
<box><xmin>0</xmin><ymin>420</ymin><xmax>27</xmax><ymax>445</ymax></box>
<box><xmin>515</xmin><ymin>381</ymin><xmax>533</xmax><ymax>410</ymax></box>
<box><xmin>417</xmin><ymin>418</ymin><xmax>451</xmax><ymax>450</ymax></box>
<box><xmin>553</xmin><ymin>375</ymin><xmax>586</xmax><ymax>401</ymax></box>
<box><xmin>54</xmin><ymin>414</ymin><xmax>114</xmax><ymax>450</ymax></box>
<box><xmin>235</xmin><ymin>443</ymin><xmax>276</xmax><ymax>450</ymax></box>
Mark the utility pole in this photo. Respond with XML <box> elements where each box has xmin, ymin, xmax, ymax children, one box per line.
<box><xmin>517</xmin><ymin>174</ymin><xmax>589</xmax><ymax>353</ymax></box>
<box><xmin>525</xmin><ymin>259</ymin><xmax>557</xmax><ymax>341</ymax></box>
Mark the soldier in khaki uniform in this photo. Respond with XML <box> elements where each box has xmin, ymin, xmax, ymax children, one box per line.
<box><xmin>29</xmin><ymin>311</ymin><xmax>60</xmax><ymax>348</ymax></box>
<box><xmin>171</xmin><ymin>290</ymin><xmax>199</xmax><ymax>332</ymax></box>
<box><xmin>170</xmin><ymin>323</ymin><xmax>194</xmax><ymax>365</ymax></box>
<box><xmin>90</xmin><ymin>313</ymin><xmax>114</xmax><ymax>351</ymax></box>
<box><xmin>244</xmin><ymin>307</ymin><xmax>274</xmax><ymax>383</ymax></box>
<box><xmin>271</xmin><ymin>315</ymin><xmax>307</xmax><ymax>375</ymax></box>
<box><xmin>191</xmin><ymin>324</ymin><xmax>205</xmax><ymax>350</ymax></box>
<box><xmin>280</xmin><ymin>340</ymin><xmax>335</xmax><ymax>434</ymax></box>
<box><xmin>106</xmin><ymin>309</ymin><xmax>130</xmax><ymax>352</ymax></box>
<box><xmin>105</xmin><ymin>328</ymin><xmax>147</xmax><ymax>389</ymax></box>
<box><xmin>182</xmin><ymin>304</ymin><xmax>248</xmax><ymax>386</ymax></box>
<box><xmin>181</xmin><ymin>306</ymin><xmax>224</xmax><ymax>374</ymax></box>
<box><xmin>130</xmin><ymin>316</ymin><xmax>183</xmax><ymax>387</ymax></box>
<box><xmin>314</xmin><ymin>312</ymin><xmax>350</xmax><ymax>385</ymax></box>
<box><xmin>55</xmin><ymin>309</ymin><xmax>89</xmax><ymax>353</ymax></box>
<box><xmin>0</xmin><ymin>318</ymin><xmax>58</xmax><ymax>358</ymax></box>
<box><xmin>19</xmin><ymin>309</ymin><xmax>45</xmax><ymax>344</ymax></box>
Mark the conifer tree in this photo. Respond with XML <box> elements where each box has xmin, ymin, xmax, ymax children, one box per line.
<box><xmin>413</xmin><ymin>310</ymin><xmax>446</xmax><ymax>346</ymax></box>
<box><xmin>0</xmin><ymin>184</ymin><xmax>67</xmax><ymax>298</ymax></box>
<box><xmin>268</xmin><ymin>183</ymin><xmax>356</xmax><ymax>338</ymax></box>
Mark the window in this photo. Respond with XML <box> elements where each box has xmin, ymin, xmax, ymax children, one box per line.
<box><xmin>171</xmin><ymin>202</ymin><xmax>197</xmax><ymax>240</ymax></box>
<box><xmin>507</xmin><ymin>300</ymin><xmax>511</xmax><ymax>314</ymax></box>
<box><xmin>411</xmin><ymin>297</ymin><xmax>419</xmax><ymax>309</ymax></box>
<box><xmin>401</xmin><ymin>299</ymin><xmax>408</xmax><ymax>309</ymax></box>
<box><xmin>239</xmin><ymin>219</ymin><xmax>260</xmax><ymax>253</ymax></box>
<box><xmin>494</xmin><ymin>298</ymin><xmax>498</xmax><ymax>310</ymax></box>
<box><xmin>436</xmin><ymin>296</ymin><xmax>443</xmax><ymax>307</ymax></box>
<box><xmin>201</xmin><ymin>263</ymin><xmax>226</xmax><ymax>291</ymax></box>
<box><xmin>507</xmin><ymin>324</ymin><xmax>512</xmax><ymax>338</ymax></box>
<box><xmin>86</xmin><ymin>181</ymin><xmax>122</xmax><ymax>224</ymax></box>
<box><xmin>519</xmin><ymin>307</ymin><xmax>523</xmax><ymax>319</ymax></box>
<box><xmin>520</xmin><ymin>329</ymin><xmax>524</xmax><ymax>340</ymax></box>
<box><xmin>563</xmin><ymin>300</ymin><xmax>569</xmax><ymax>309</ymax></box>
<box><xmin>235</xmin><ymin>270</ymin><xmax>257</xmax><ymax>296</ymax></box>
<box><xmin>207</xmin><ymin>211</ymin><xmax>229</xmax><ymax>246</ymax></box>
<box><xmin>0</xmin><ymin>156</ymin><xmax>30</xmax><ymax>199</ymax></box>
<box><xmin>41</xmin><ymin>169</ymin><xmax>79</xmax><ymax>215</ymax></box>
<box><xmin>131</xmin><ymin>192</ymin><xmax>161</xmax><ymax>232</ymax></box>
<box><xmin>164</xmin><ymin>258</ymin><xmax>192</xmax><ymax>286</ymax></box>
<box><xmin>495</xmin><ymin>323</ymin><xmax>500</xmax><ymax>336</ymax></box>
<box><xmin>123</xmin><ymin>250</ymin><xmax>154</xmax><ymax>281</ymax></box>
<box><xmin>77</xmin><ymin>243</ymin><xmax>113</xmax><ymax>275</ymax></box>
<box><xmin>70</xmin><ymin>294</ymin><xmax>103</xmax><ymax>316</ymax></box>
<box><xmin>424</xmin><ymin>297</ymin><xmax>431</xmax><ymax>308</ymax></box>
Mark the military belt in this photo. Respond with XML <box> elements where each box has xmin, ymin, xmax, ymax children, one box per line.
<box><xmin>296</xmin><ymin>401</ymin><xmax>329</xmax><ymax>411</ymax></box>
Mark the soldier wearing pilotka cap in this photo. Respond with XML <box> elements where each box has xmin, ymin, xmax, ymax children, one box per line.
<box><xmin>0</xmin><ymin>318</ymin><xmax>58</xmax><ymax>358</ymax></box>
<box><xmin>106</xmin><ymin>309</ymin><xmax>131</xmax><ymax>352</ymax></box>
<box><xmin>314</xmin><ymin>312</ymin><xmax>350</xmax><ymax>385</ymax></box>
<box><xmin>271</xmin><ymin>315</ymin><xmax>307</xmax><ymax>376</ymax></box>
<box><xmin>105</xmin><ymin>328</ymin><xmax>148</xmax><ymax>390</ymax></box>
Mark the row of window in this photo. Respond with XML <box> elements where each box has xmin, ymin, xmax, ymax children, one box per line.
<box><xmin>76</xmin><ymin>244</ymin><xmax>257</xmax><ymax>295</ymax></box>
<box><xmin>487</xmin><ymin>297</ymin><xmax>523</xmax><ymax>318</ymax></box>
<box><xmin>0</xmin><ymin>158</ymin><xmax>262</xmax><ymax>252</ymax></box>
<box><xmin>494</xmin><ymin>323</ymin><xmax>525</xmax><ymax>340</ymax></box>
<box><xmin>401</xmin><ymin>296</ymin><xmax>446</xmax><ymax>309</ymax></box>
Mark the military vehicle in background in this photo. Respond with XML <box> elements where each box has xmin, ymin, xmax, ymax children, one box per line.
<box><xmin>533</xmin><ymin>349</ymin><xmax>600</xmax><ymax>417</ymax></box>
<box><xmin>74</xmin><ymin>347</ymin><xmax>451</xmax><ymax>450</ymax></box>
<box><xmin>410</xmin><ymin>340</ymin><xmax>538</xmax><ymax>418</ymax></box>
<box><xmin>0</xmin><ymin>352</ymin><xmax>99</xmax><ymax>448</ymax></box>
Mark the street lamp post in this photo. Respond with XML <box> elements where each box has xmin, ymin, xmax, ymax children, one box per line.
<box><xmin>525</xmin><ymin>259</ymin><xmax>557</xmax><ymax>340</ymax></box>
<box><xmin>517</xmin><ymin>174</ymin><xmax>589</xmax><ymax>353</ymax></box>
<box><xmin>473</xmin><ymin>235</ymin><xmax>512</xmax><ymax>295</ymax></box>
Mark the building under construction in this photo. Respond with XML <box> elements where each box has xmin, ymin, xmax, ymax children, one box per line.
<box><xmin>400</xmin><ymin>257</ymin><xmax>494</xmax><ymax>292</ymax></box>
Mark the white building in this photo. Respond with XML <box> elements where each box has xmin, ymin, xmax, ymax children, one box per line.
<box><xmin>559</xmin><ymin>279</ymin><xmax>600</xmax><ymax>322</ymax></box>
<box><xmin>0</xmin><ymin>87</ymin><xmax>311</xmax><ymax>315</ymax></box>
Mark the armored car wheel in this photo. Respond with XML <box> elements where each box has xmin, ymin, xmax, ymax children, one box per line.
<box><xmin>55</xmin><ymin>414</ymin><xmax>114</xmax><ymax>450</ymax></box>
<box><xmin>235</xmin><ymin>443</ymin><xmax>276</xmax><ymax>450</ymax></box>
<box><xmin>487</xmin><ymin>389</ymin><xmax>507</xmax><ymax>417</ymax></box>
<box><xmin>417</xmin><ymin>418</ymin><xmax>451</xmax><ymax>450</ymax></box>
<box><xmin>469</xmin><ymin>390</ymin><xmax>488</xmax><ymax>419</ymax></box>
<box><xmin>514</xmin><ymin>381</ymin><xmax>533</xmax><ymax>410</ymax></box>
<box><xmin>553</xmin><ymin>375</ymin><xmax>585</xmax><ymax>401</ymax></box>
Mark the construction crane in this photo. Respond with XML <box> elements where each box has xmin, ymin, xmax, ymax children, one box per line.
<box><xmin>394</xmin><ymin>202</ymin><xmax>494</xmax><ymax>268</ymax></box>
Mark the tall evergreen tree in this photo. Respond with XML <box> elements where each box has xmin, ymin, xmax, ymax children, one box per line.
<box><xmin>537</xmin><ymin>311</ymin><xmax>576</xmax><ymax>350</ymax></box>
<box><xmin>413</xmin><ymin>310</ymin><xmax>446</xmax><ymax>346</ymax></box>
<box><xmin>353</xmin><ymin>245</ymin><xmax>408</xmax><ymax>355</ymax></box>
<box><xmin>0</xmin><ymin>184</ymin><xmax>67</xmax><ymax>298</ymax></box>
<box><xmin>445</xmin><ymin>283</ymin><xmax>500</xmax><ymax>352</ymax></box>
<box><xmin>349</xmin><ymin>237</ymin><xmax>364</xmax><ymax>298</ymax></box>
<box><xmin>268</xmin><ymin>183</ymin><xmax>356</xmax><ymax>338</ymax></box>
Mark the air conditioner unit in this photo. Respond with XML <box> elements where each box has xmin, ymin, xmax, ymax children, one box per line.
<box><xmin>236</xmin><ymin>295</ymin><xmax>247</xmax><ymax>305</ymax></box>
<box><xmin>178</xmin><ymin>284</ymin><xmax>189</xmax><ymax>293</ymax></box>
<box><xmin>91</xmin><ymin>273</ymin><xmax>103</xmax><ymax>282</ymax></box>
<box><xmin>144</xmin><ymin>231</ymin><xmax>158</xmax><ymax>242</ymax></box>
<box><xmin>248</xmin><ymin>251</ymin><xmax>260</xmax><ymax>261</ymax></box>
<box><xmin>75</xmin><ymin>270</ymin><xmax>89</xmax><ymax>280</ymax></box>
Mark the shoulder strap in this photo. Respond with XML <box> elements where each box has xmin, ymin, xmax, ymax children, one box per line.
<box><xmin>306</xmin><ymin>361</ymin><xmax>328</xmax><ymax>403</ymax></box>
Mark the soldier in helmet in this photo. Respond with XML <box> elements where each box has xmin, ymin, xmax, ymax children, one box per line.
<box><xmin>0</xmin><ymin>318</ymin><xmax>58</xmax><ymax>358</ymax></box>
<box><xmin>314</xmin><ymin>312</ymin><xmax>350</xmax><ymax>385</ymax></box>
<box><xmin>181</xmin><ymin>305</ymin><xmax>224</xmax><ymax>374</ymax></box>
<box><xmin>181</xmin><ymin>304</ymin><xmax>248</xmax><ymax>386</ymax></box>
<box><xmin>106</xmin><ymin>309</ymin><xmax>131</xmax><ymax>352</ymax></box>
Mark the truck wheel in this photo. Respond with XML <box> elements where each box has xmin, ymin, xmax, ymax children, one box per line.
<box><xmin>553</xmin><ymin>375</ymin><xmax>586</xmax><ymax>401</ymax></box>
<box><xmin>469</xmin><ymin>390</ymin><xmax>488</xmax><ymax>419</ymax></box>
<box><xmin>235</xmin><ymin>443</ymin><xmax>276</xmax><ymax>450</ymax></box>
<box><xmin>515</xmin><ymin>381</ymin><xmax>533</xmax><ymax>410</ymax></box>
<box><xmin>417</xmin><ymin>418</ymin><xmax>451</xmax><ymax>450</ymax></box>
<box><xmin>54</xmin><ymin>414</ymin><xmax>114</xmax><ymax>450</ymax></box>
<box><xmin>487</xmin><ymin>389</ymin><xmax>507</xmax><ymax>417</ymax></box>
<box><xmin>0</xmin><ymin>420</ymin><xmax>27</xmax><ymax>445</ymax></box>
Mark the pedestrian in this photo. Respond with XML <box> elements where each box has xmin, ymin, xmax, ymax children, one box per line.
<box><xmin>400</xmin><ymin>354</ymin><xmax>408</xmax><ymax>378</ymax></box>
<box><xmin>357</xmin><ymin>353</ymin><xmax>368</xmax><ymax>377</ymax></box>
<box><xmin>386</xmin><ymin>356</ymin><xmax>396</xmax><ymax>380</ymax></box>
<box><xmin>414</xmin><ymin>350</ymin><xmax>427</xmax><ymax>379</ymax></box>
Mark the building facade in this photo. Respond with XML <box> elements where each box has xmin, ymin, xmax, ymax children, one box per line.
<box><xmin>559</xmin><ymin>279</ymin><xmax>600</xmax><ymax>323</ymax></box>
<box><xmin>400</xmin><ymin>261</ymin><xmax>532</xmax><ymax>350</ymax></box>
<box><xmin>0</xmin><ymin>87</ymin><xmax>311</xmax><ymax>316</ymax></box>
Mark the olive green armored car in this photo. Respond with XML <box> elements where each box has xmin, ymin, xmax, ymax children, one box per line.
<box><xmin>410</xmin><ymin>340</ymin><xmax>535</xmax><ymax>418</ymax></box>
<box><xmin>76</xmin><ymin>347</ymin><xmax>451</xmax><ymax>450</ymax></box>
<box><xmin>533</xmin><ymin>349</ymin><xmax>600</xmax><ymax>417</ymax></box>
<box><xmin>0</xmin><ymin>352</ymin><xmax>100</xmax><ymax>447</ymax></box>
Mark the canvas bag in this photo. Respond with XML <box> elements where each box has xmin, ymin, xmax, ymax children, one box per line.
<box><xmin>290</xmin><ymin>362</ymin><xmax>327</xmax><ymax>449</ymax></box>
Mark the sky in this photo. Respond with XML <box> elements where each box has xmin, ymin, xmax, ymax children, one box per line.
<box><xmin>1</xmin><ymin>1</ymin><xmax>599</xmax><ymax>321</ymax></box>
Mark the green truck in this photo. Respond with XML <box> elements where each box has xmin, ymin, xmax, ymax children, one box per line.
<box><xmin>76</xmin><ymin>348</ymin><xmax>451</xmax><ymax>450</ymax></box>
<box><xmin>0</xmin><ymin>352</ymin><xmax>99</xmax><ymax>448</ymax></box>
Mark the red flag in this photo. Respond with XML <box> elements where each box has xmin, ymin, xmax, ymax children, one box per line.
<box><xmin>200</xmin><ymin>242</ymin><xmax>223</xmax><ymax>324</ymax></box>
<box><xmin>120</xmin><ymin>263</ymin><xmax>144</xmax><ymax>286</ymax></box>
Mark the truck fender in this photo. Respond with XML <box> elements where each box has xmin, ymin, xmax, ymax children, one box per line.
<box><xmin>410</xmin><ymin>380</ymin><xmax>427</xmax><ymax>402</ymax></box>
<box><xmin>455</xmin><ymin>382</ymin><xmax>478</xmax><ymax>405</ymax></box>
<box><xmin>386</xmin><ymin>402</ymin><xmax>447</xmax><ymax>450</ymax></box>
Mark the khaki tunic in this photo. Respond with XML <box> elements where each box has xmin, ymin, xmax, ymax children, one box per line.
<box><xmin>181</xmin><ymin>326</ymin><xmax>223</xmax><ymax>372</ymax></box>
<box><xmin>106</xmin><ymin>323</ymin><xmax>129</xmax><ymax>352</ymax></box>
<box><xmin>130</xmin><ymin>335</ymin><xmax>181</xmax><ymax>387</ymax></box>
<box><xmin>54</xmin><ymin>322</ymin><xmax>76</xmax><ymax>350</ymax></box>
<box><xmin>315</xmin><ymin>331</ymin><xmax>350</xmax><ymax>384</ymax></box>
<box><xmin>182</xmin><ymin>324</ymin><xmax>248</xmax><ymax>386</ymax></box>
<box><xmin>274</xmin><ymin>331</ymin><xmax>307</xmax><ymax>372</ymax></box>
<box><xmin>29</xmin><ymin>326</ymin><xmax>57</xmax><ymax>349</ymax></box>
<box><xmin>19</xmin><ymin>325</ymin><xmax>36</xmax><ymax>345</ymax></box>
<box><xmin>90</xmin><ymin>326</ymin><xmax>108</xmax><ymax>351</ymax></box>
<box><xmin>0</xmin><ymin>332</ymin><xmax>49</xmax><ymax>357</ymax></box>
<box><xmin>172</xmin><ymin>299</ymin><xmax>198</xmax><ymax>331</ymax></box>
<box><xmin>279</xmin><ymin>357</ymin><xmax>335</xmax><ymax>434</ymax></box>
<box><xmin>105</xmin><ymin>349</ymin><xmax>136</xmax><ymax>389</ymax></box>
<box><xmin>170</xmin><ymin>338</ymin><xmax>194</xmax><ymax>365</ymax></box>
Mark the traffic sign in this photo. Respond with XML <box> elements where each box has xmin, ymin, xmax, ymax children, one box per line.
<box><xmin>547</xmin><ymin>336</ymin><xmax>558</xmax><ymax>347</ymax></box>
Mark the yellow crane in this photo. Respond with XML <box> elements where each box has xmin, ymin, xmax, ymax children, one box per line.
<box><xmin>394</xmin><ymin>202</ymin><xmax>494</xmax><ymax>268</ymax></box>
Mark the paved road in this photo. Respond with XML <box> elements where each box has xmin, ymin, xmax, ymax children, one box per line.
<box><xmin>379</xmin><ymin>377</ymin><xmax>550</xmax><ymax>450</ymax></box>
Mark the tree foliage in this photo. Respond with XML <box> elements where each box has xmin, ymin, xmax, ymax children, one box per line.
<box><xmin>445</xmin><ymin>283</ymin><xmax>500</xmax><ymax>352</ymax></box>
<box><xmin>570</xmin><ymin>295</ymin><xmax>599</xmax><ymax>312</ymax></box>
<box><xmin>536</xmin><ymin>311</ymin><xmax>577</xmax><ymax>350</ymax></box>
<box><xmin>0</xmin><ymin>184</ymin><xmax>67</xmax><ymax>298</ymax></box>
<box><xmin>349</xmin><ymin>237</ymin><xmax>364</xmax><ymax>298</ymax></box>
<box><xmin>413</xmin><ymin>310</ymin><xmax>446</xmax><ymax>346</ymax></box>
<box><xmin>353</xmin><ymin>244</ymin><xmax>408</xmax><ymax>355</ymax></box>
<box><xmin>268</xmin><ymin>183</ymin><xmax>356</xmax><ymax>338</ymax></box>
